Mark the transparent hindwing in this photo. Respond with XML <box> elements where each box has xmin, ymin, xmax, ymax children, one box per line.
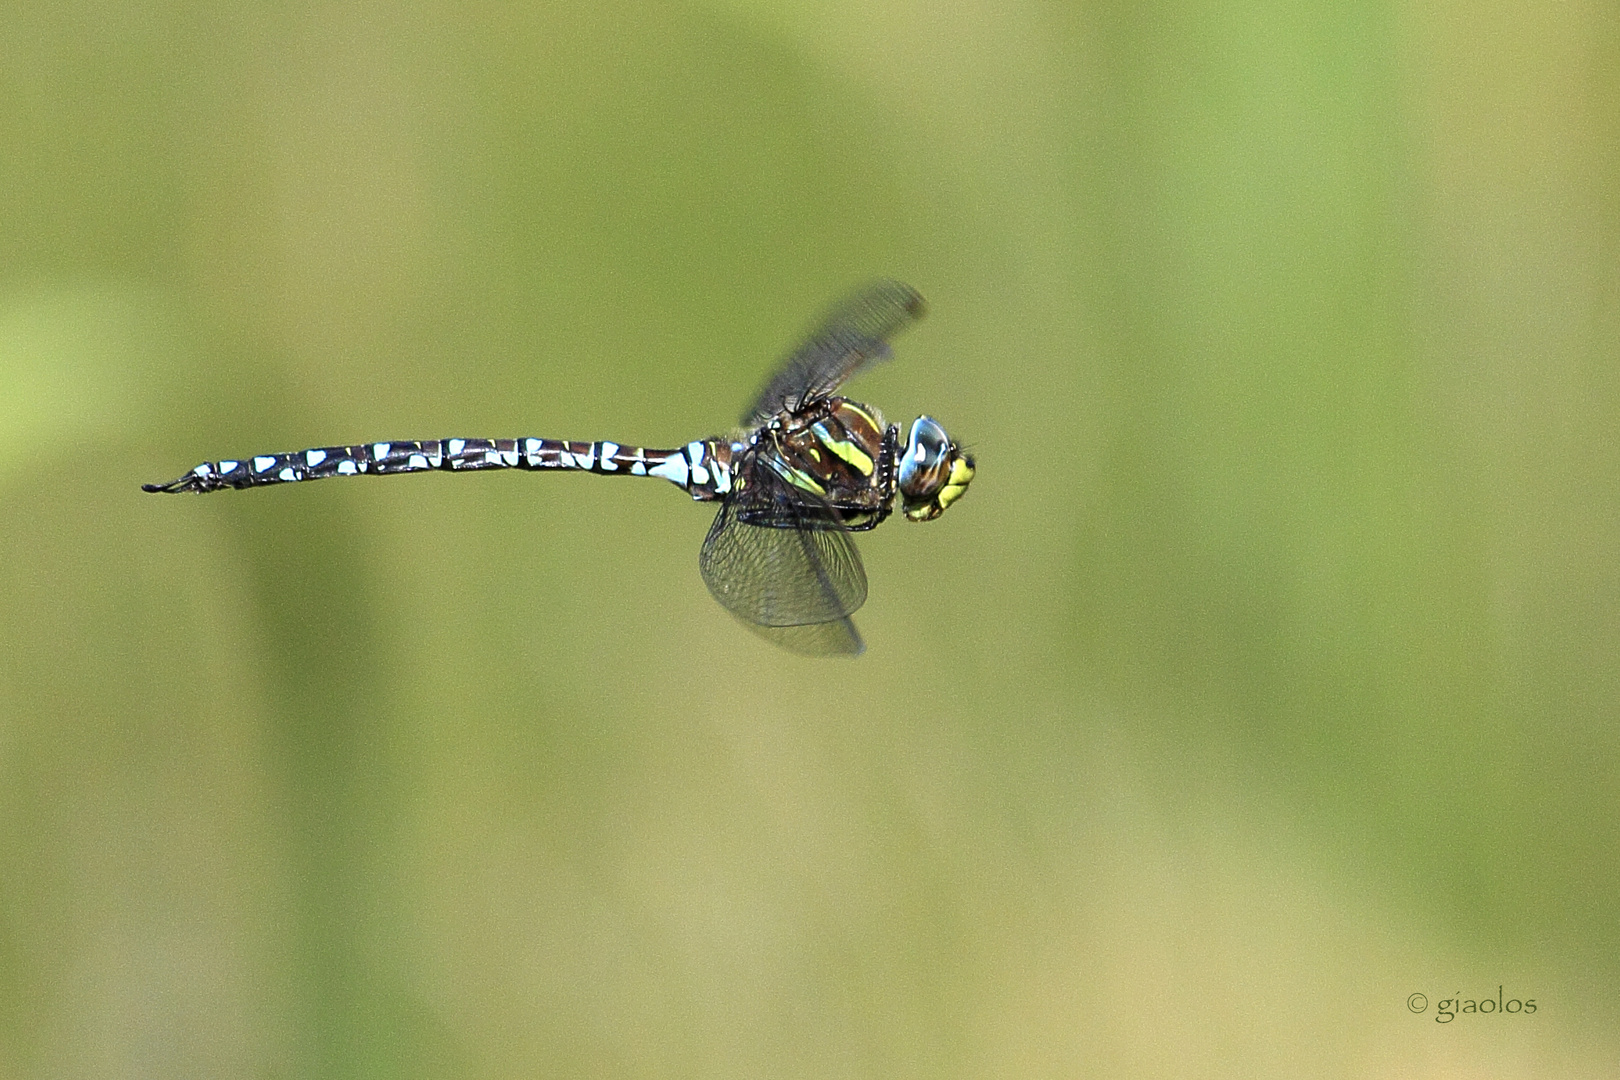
<box><xmin>698</xmin><ymin>456</ymin><xmax>869</xmax><ymax>656</ymax></box>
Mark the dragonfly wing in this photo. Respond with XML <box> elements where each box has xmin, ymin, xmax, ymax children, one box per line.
<box><xmin>742</xmin><ymin>280</ymin><xmax>926</xmax><ymax>425</ymax></box>
<box><xmin>698</xmin><ymin>465</ymin><xmax>868</xmax><ymax>634</ymax></box>
<box><xmin>732</xmin><ymin>615</ymin><xmax>865</xmax><ymax>657</ymax></box>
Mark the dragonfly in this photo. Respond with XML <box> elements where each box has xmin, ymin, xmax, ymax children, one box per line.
<box><xmin>143</xmin><ymin>280</ymin><xmax>975</xmax><ymax>655</ymax></box>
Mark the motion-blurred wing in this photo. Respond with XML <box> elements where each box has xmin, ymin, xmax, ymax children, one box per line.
<box><xmin>742</xmin><ymin>280</ymin><xmax>926</xmax><ymax>426</ymax></box>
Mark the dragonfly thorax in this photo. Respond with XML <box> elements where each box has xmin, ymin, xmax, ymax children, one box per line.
<box><xmin>744</xmin><ymin>397</ymin><xmax>896</xmax><ymax>530</ymax></box>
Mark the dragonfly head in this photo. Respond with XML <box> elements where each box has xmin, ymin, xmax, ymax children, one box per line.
<box><xmin>897</xmin><ymin>416</ymin><xmax>974</xmax><ymax>522</ymax></box>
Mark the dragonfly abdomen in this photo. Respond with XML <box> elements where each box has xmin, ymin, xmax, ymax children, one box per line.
<box><xmin>142</xmin><ymin>436</ymin><xmax>739</xmax><ymax>498</ymax></box>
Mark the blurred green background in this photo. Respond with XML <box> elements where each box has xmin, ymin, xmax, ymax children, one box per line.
<box><xmin>2</xmin><ymin>0</ymin><xmax>1616</xmax><ymax>1075</ymax></box>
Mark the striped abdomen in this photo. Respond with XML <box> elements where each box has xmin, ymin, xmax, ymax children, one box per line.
<box><xmin>143</xmin><ymin>437</ymin><xmax>739</xmax><ymax>500</ymax></box>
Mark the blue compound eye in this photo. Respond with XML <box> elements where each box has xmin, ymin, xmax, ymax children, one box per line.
<box><xmin>899</xmin><ymin>416</ymin><xmax>950</xmax><ymax>498</ymax></box>
<box><xmin>897</xmin><ymin>416</ymin><xmax>972</xmax><ymax>522</ymax></box>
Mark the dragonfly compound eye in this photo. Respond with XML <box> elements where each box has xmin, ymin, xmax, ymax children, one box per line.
<box><xmin>899</xmin><ymin>416</ymin><xmax>973</xmax><ymax>521</ymax></box>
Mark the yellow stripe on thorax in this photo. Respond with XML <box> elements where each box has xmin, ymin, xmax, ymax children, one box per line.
<box><xmin>766</xmin><ymin>455</ymin><xmax>828</xmax><ymax>495</ymax></box>
<box><xmin>810</xmin><ymin>420</ymin><xmax>875</xmax><ymax>476</ymax></box>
